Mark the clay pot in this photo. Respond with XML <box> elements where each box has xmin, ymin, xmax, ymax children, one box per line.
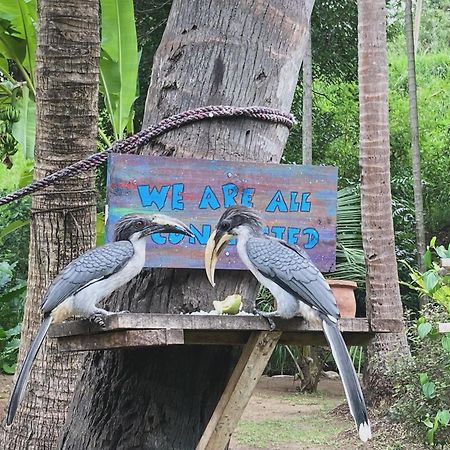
<box><xmin>326</xmin><ymin>279</ymin><xmax>357</xmax><ymax>318</ymax></box>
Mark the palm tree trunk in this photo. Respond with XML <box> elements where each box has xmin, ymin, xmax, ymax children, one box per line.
<box><xmin>0</xmin><ymin>1</ymin><xmax>99</xmax><ymax>448</ymax></box>
<box><xmin>59</xmin><ymin>1</ymin><xmax>314</xmax><ymax>448</ymax></box>
<box><xmin>358</xmin><ymin>0</ymin><xmax>410</xmax><ymax>403</ymax></box>
<box><xmin>302</xmin><ymin>25</ymin><xmax>313</xmax><ymax>165</ymax></box>
<box><xmin>405</xmin><ymin>0</ymin><xmax>427</xmax><ymax>279</ymax></box>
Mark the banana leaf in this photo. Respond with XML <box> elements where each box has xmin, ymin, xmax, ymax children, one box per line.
<box><xmin>99</xmin><ymin>0</ymin><xmax>138</xmax><ymax>140</ymax></box>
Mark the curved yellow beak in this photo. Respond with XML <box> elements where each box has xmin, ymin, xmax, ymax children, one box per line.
<box><xmin>204</xmin><ymin>229</ymin><xmax>233</xmax><ymax>286</ymax></box>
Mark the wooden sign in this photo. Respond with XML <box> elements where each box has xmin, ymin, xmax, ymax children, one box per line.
<box><xmin>106</xmin><ymin>155</ymin><xmax>337</xmax><ymax>272</ymax></box>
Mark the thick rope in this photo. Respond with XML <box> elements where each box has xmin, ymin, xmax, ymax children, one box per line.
<box><xmin>0</xmin><ymin>105</ymin><xmax>294</xmax><ymax>207</ymax></box>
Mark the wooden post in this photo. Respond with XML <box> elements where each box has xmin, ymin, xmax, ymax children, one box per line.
<box><xmin>196</xmin><ymin>331</ymin><xmax>282</xmax><ymax>450</ymax></box>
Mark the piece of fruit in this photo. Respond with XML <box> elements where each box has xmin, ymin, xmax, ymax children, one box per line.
<box><xmin>213</xmin><ymin>294</ymin><xmax>242</xmax><ymax>315</ymax></box>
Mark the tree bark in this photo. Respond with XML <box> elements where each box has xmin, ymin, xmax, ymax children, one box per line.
<box><xmin>405</xmin><ymin>0</ymin><xmax>427</xmax><ymax>279</ymax></box>
<box><xmin>0</xmin><ymin>1</ymin><xmax>99</xmax><ymax>449</ymax></box>
<box><xmin>302</xmin><ymin>25</ymin><xmax>313</xmax><ymax>165</ymax></box>
<box><xmin>60</xmin><ymin>1</ymin><xmax>314</xmax><ymax>449</ymax></box>
<box><xmin>358</xmin><ymin>0</ymin><xmax>410</xmax><ymax>403</ymax></box>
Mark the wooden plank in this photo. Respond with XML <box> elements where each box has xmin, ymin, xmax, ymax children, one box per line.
<box><xmin>56</xmin><ymin>329</ymin><xmax>184</xmax><ymax>352</ymax></box>
<box><xmin>439</xmin><ymin>323</ymin><xmax>450</xmax><ymax>333</ymax></box>
<box><xmin>183</xmin><ymin>331</ymin><xmax>374</xmax><ymax>346</ymax></box>
<box><xmin>49</xmin><ymin>313</ymin><xmax>391</xmax><ymax>338</ymax></box>
<box><xmin>196</xmin><ymin>331</ymin><xmax>282</xmax><ymax>450</ymax></box>
<box><xmin>107</xmin><ymin>154</ymin><xmax>338</xmax><ymax>272</ymax></box>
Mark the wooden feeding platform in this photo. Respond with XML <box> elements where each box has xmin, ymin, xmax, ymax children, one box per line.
<box><xmin>48</xmin><ymin>313</ymin><xmax>403</xmax><ymax>352</ymax></box>
<box><xmin>49</xmin><ymin>313</ymin><xmax>403</xmax><ymax>450</ymax></box>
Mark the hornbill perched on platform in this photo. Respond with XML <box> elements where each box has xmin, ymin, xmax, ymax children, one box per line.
<box><xmin>6</xmin><ymin>213</ymin><xmax>193</xmax><ymax>426</ymax></box>
<box><xmin>204</xmin><ymin>205</ymin><xmax>371</xmax><ymax>442</ymax></box>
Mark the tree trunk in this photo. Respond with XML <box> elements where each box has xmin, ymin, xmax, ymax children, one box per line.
<box><xmin>60</xmin><ymin>1</ymin><xmax>314</xmax><ymax>449</ymax></box>
<box><xmin>302</xmin><ymin>25</ymin><xmax>313</xmax><ymax>165</ymax></box>
<box><xmin>358</xmin><ymin>0</ymin><xmax>410</xmax><ymax>403</ymax></box>
<box><xmin>358</xmin><ymin>0</ymin><xmax>409</xmax><ymax>401</ymax></box>
<box><xmin>413</xmin><ymin>0</ymin><xmax>422</xmax><ymax>52</ymax></box>
<box><xmin>405</xmin><ymin>0</ymin><xmax>426</xmax><ymax>279</ymax></box>
<box><xmin>0</xmin><ymin>1</ymin><xmax>99</xmax><ymax>449</ymax></box>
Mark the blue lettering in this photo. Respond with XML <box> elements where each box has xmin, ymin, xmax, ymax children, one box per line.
<box><xmin>303</xmin><ymin>228</ymin><xmax>319</xmax><ymax>249</ymax></box>
<box><xmin>241</xmin><ymin>187</ymin><xmax>255</xmax><ymax>207</ymax></box>
<box><xmin>289</xmin><ymin>192</ymin><xmax>300</xmax><ymax>212</ymax></box>
<box><xmin>189</xmin><ymin>224</ymin><xmax>211</xmax><ymax>245</ymax></box>
<box><xmin>137</xmin><ymin>185</ymin><xmax>170</xmax><ymax>210</ymax></box>
<box><xmin>171</xmin><ymin>183</ymin><xmax>184</xmax><ymax>210</ymax></box>
<box><xmin>287</xmin><ymin>227</ymin><xmax>301</xmax><ymax>245</ymax></box>
<box><xmin>168</xmin><ymin>233</ymin><xmax>185</xmax><ymax>244</ymax></box>
<box><xmin>150</xmin><ymin>233</ymin><xmax>166</xmax><ymax>245</ymax></box>
<box><xmin>271</xmin><ymin>226</ymin><xmax>286</xmax><ymax>239</ymax></box>
<box><xmin>262</xmin><ymin>226</ymin><xmax>269</xmax><ymax>235</ymax></box>
<box><xmin>222</xmin><ymin>183</ymin><xmax>239</xmax><ymax>208</ymax></box>
<box><xmin>266</xmin><ymin>190</ymin><xmax>288</xmax><ymax>212</ymax></box>
<box><xmin>300</xmin><ymin>192</ymin><xmax>311</xmax><ymax>212</ymax></box>
<box><xmin>199</xmin><ymin>186</ymin><xmax>220</xmax><ymax>209</ymax></box>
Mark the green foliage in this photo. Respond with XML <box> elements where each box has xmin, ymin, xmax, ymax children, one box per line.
<box><xmin>0</xmin><ymin>0</ymin><xmax>37</xmax><ymax>164</ymax></box>
<box><xmin>387</xmin><ymin>305</ymin><xmax>450</xmax><ymax>446</ymax></box>
<box><xmin>0</xmin><ymin>261</ymin><xmax>26</xmax><ymax>374</ymax></box>
<box><xmin>99</xmin><ymin>0</ymin><xmax>139</xmax><ymax>140</ymax></box>
<box><xmin>402</xmin><ymin>241</ymin><xmax>450</xmax><ymax>313</ymax></box>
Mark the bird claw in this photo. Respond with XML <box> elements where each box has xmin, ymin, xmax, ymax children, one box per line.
<box><xmin>253</xmin><ymin>308</ymin><xmax>277</xmax><ymax>331</ymax></box>
<box><xmin>88</xmin><ymin>313</ymin><xmax>107</xmax><ymax>328</ymax></box>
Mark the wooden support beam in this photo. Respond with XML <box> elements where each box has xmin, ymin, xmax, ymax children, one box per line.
<box><xmin>196</xmin><ymin>331</ymin><xmax>282</xmax><ymax>450</ymax></box>
<box><xmin>56</xmin><ymin>329</ymin><xmax>184</xmax><ymax>352</ymax></box>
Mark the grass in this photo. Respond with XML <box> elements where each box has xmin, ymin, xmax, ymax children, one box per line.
<box><xmin>235</xmin><ymin>416</ymin><xmax>347</xmax><ymax>448</ymax></box>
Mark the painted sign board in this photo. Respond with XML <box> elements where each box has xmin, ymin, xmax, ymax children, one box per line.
<box><xmin>106</xmin><ymin>154</ymin><xmax>338</xmax><ymax>272</ymax></box>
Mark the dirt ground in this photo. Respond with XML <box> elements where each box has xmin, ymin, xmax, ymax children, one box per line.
<box><xmin>0</xmin><ymin>374</ymin><xmax>425</xmax><ymax>449</ymax></box>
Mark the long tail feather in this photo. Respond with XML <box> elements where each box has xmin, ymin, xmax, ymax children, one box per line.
<box><xmin>322</xmin><ymin>318</ymin><xmax>372</xmax><ymax>442</ymax></box>
<box><xmin>6</xmin><ymin>315</ymin><xmax>53</xmax><ymax>425</ymax></box>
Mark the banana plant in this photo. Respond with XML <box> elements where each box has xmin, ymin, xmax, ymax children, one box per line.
<box><xmin>99</xmin><ymin>0</ymin><xmax>139</xmax><ymax>142</ymax></box>
<box><xmin>0</xmin><ymin>0</ymin><xmax>37</xmax><ymax>163</ymax></box>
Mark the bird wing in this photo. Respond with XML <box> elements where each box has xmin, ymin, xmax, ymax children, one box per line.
<box><xmin>246</xmin><ymin>236</ymin><xmax>339</xmax><ymax>320</ymax></box>
<box><xmin>41</xmin><ymin>240</ymin><xmax>134</xmax><ymax>314</ymax></box>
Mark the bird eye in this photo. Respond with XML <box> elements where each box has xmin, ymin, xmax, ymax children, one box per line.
<box><xmin>135</xmin><ymin>220</ymin><xmax>144</xmax><ymax>228</ymax></box>
<box><xmin>220</xmin><ymin>220</ymin><xmax>231</xmax><ymax>232</ymax></box>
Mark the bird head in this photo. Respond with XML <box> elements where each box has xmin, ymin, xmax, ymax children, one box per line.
<box><xmin>113</xmin><ymin>214</ymin><xmax>193</xmax><ymax>242</ymax></box>
<box><xmin>205</xmin><ymin>205</ymin><xmax>262</xmax><ymax>286</ymax></box>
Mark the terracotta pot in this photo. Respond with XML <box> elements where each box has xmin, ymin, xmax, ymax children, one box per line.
<box><xmin>326</xmin><ymin>279</ymin><xmax>357</xmax><ymax>318</ymax></box>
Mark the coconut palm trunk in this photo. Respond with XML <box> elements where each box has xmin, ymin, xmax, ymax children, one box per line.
<box><xmin>0</xmin><ymin>1</ymin><xmax>99</xmax><ymax>448</ymax></box>
<box><xmin>358</xmin><ymin>0</ymin><xmax>410</xmax><ymax>402</ymax></box>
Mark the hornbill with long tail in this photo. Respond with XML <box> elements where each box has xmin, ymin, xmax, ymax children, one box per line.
<box><xmin>6</xmin><ymin>213</ymin><xmax>193</xmax><ymax>425</ymax></box>
<box><xmin>204</xmin><ymin>205</ymin><xmax>371</xmax><ymax>442</ymax></box>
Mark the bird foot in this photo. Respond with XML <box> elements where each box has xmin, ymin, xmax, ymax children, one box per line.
<box><xmin>88</xmin><ymin>313</ymin><xmax>107</xmax><ymax>328</ymax></box>
<box><xmin>253</xmin><ymin>308</ymin><xmax>277</xmax><ymax>331</ymax></box>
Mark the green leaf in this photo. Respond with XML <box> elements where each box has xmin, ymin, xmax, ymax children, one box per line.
<box><xmin>0</xmin><ymin>25</ymin><xmax>26</xmax><ymax>65</ymax></box>
<box><xmin>12</xmin><ymin>84</ymin><xmax>35</xmax><ymax>158</ymax></box>
<box><xmin>423</xmin><ymin>271</ymin><xmax>440</xmax><ymax>293</ymax></box>
<box><xmin>423</xmin><ymin>249</ymin><xmax>432</xmax><ymax>269</ymax></box>
<box><xmin>0</xmin><ymin>218</ymin><xmax>29</xmax><ymax>242</ymax></box>
<box><xmin>0</xmin><ymin>0</ymin><xmax>36</xmax><ymax>81</ymax></box>
<box><xmin>429</xmin><ymin>236</ymin><xmax>437</xmax><ymax>248</ymax></box>
<box><xmin>0</xmin><ymin>53</ymin><xmax>8</xmax><ymax>75</ymax></box>
<box><xmin>99</xmin><ymin>0</ymin><xmax>138</xmax><ymax>139</ymax></box>
<box><xmin>423</xmin><ymin>416</ymin><xmax>434</xmax><ymax>428</ymax></box>
<box><xmin>436</xmin><ymin>245</ymin><xmax>450</xmax><ymax>259</ymax></box>
<box><xmin>417</xmin><ymin>322</ymin><xmax>432</xmax><ymax>339</ymax></box>
<box><xmin>419</xmin><ymin>372</ymin><xmax>429</xmax><ymax>385</ymax></box>
<box><xmin>96</xmin><ymin>212</ymin><xmax>106</xmax><ymax>246</ymax></box>
<box><xmin>442</xmin><ymin>335</ymin><xmax>450</xmax><ymax>352</ymax></box>
<box><xmin>2</xmin><ymin>363</ymin><xmax>16</xmax><ymax>374</ymax></box>
<box><xmin>422</xmin><ymin>381</ymin><xmax>436</xmax><ymax>398</ymax></box>
<box><xmin>437</xmin><ymin>410</ymin><xmax>450</xmax><ymax>426</ymax></box>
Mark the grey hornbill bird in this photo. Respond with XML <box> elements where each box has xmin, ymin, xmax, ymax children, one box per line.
<box><xmin>205</xmin><ymin>205</ymin><xmax>371</xmax><ymax>442</ymax></box>
<box><xmin>6</xmin><ymin>213</ymin><xmax>193</xmax><ymax>426</ymax></box>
